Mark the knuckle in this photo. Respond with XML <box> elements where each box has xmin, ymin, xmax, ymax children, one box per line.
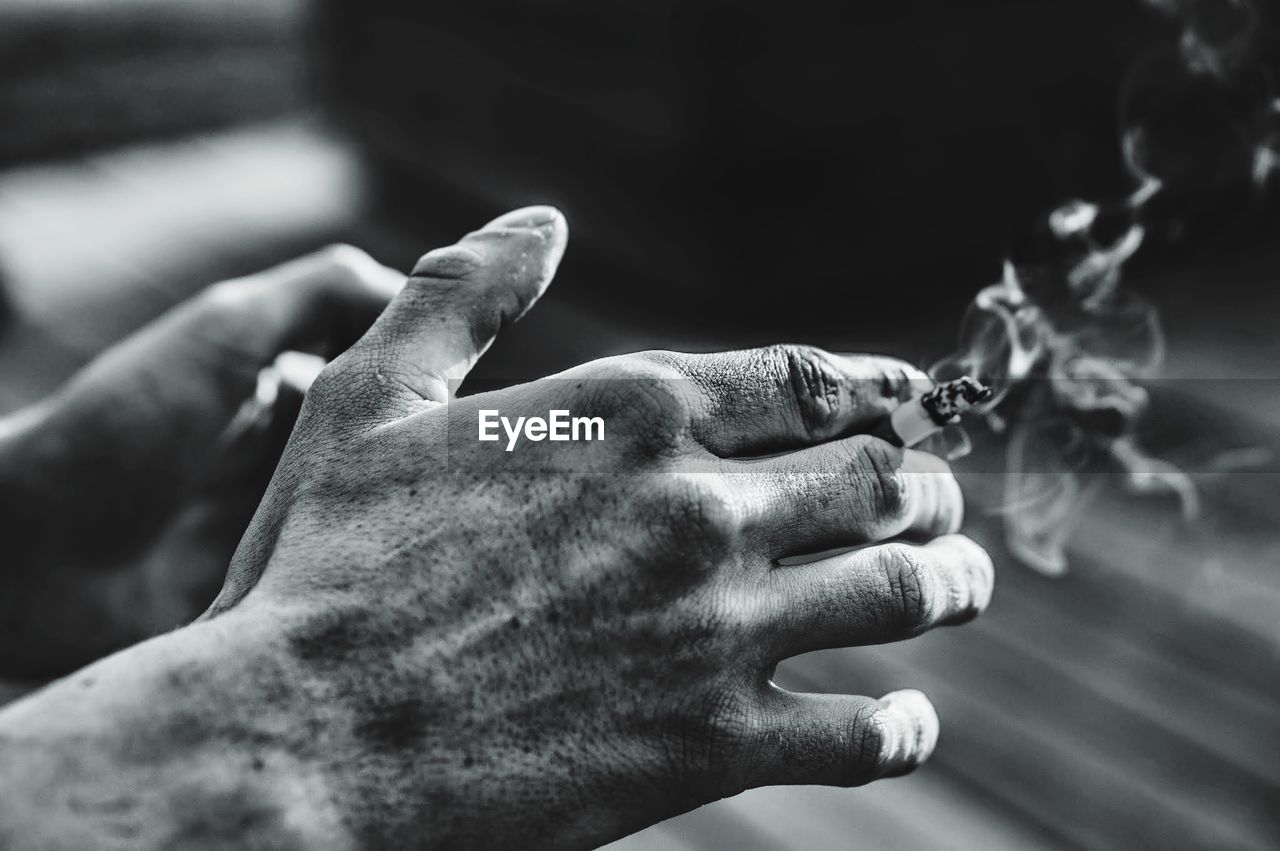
<box><xmin>585</xmin><ymin>352</ymin><xmax>687</xmax><ymax>385</ymax></box>
<box><xmin>691</xmin><ymin>586</ymin><xmax>765</xmax><ymax>670</ymax></box>
<box><xmin>312</xmin><ymin>243</ymin><xmax>388</xmax><ymax>296</ymax></box>
<box><xmin>305</xmin><ymin>354</ymin><xmax>362</xmax><ymax>408</ymax></box>
<box><xmin>701</xmin><ymin>583</ymin><xmax>760</xmax><ymax>644</ymax></box>
<box><xmin>411</xmin><ymin>244</ymin><xmax>485</xmax><ymax>281</ymax></box>
<box><xmin>317</xmin><ymin>243</ymin><xmax>377</xmax><ymax>283</ymax></box>
<box><xmin>298</xmin><ymin>353</ymin><xmax>393</xmax><ymax>438</ymax></box>
<box><xmin>643</xmin><ymin>475</ymin><xmax>741</xmax><ymax>559</ymax></box>
<box><xmin>628</xmin><ymin>349</ymin><xmax>693</xmax><ymax>379</ymax></box>
<box><xmin>875</xmin><ymin>544</ymin><xmax>937</xmax><ymax>633</ymax></box>
<box><xmin>631</xmin><ymin>384</ymin><xmax>694</xmax><ymax>451</ymax></box>
<box><xmin>198</xmin><ymin>278</ymin><xmax>258</xmax><ymax>317</ymax></box>
<box><xmin>192</xmin><ymin>280</ymin><xmax>266</xmax><ymax>354</ymax></box>
<box><xmin>199</xmin><ymin>245</ymin><xmax>383</xmax><ymax>322</ymax></box>
<box><xmin>673</xmin><ymin>687</ymin><xmax>762</xmax><ymax>799</ymax></box>
<box><xmin>672</xmin><ymin>477</ymin><xmax>742</xmax><ymax>552</ymax></box>
<box><xmin>703</xmin><ymin>690</ymin><xmax>759</xmax><ymax>753</ymax></box>
<box><xmin>770</xmin><ymin>344</ymin><xmax>844</xmax><ymax>439</ymax></box>
<box><xmin>848</xmin><ymin>435</ymin><xmax>908</xmax><ymax>522</ymax></box>
<box><xmin>581</xmin><ymin>355</ymin><xmax>694</xmax><ymax>450</ymax></box>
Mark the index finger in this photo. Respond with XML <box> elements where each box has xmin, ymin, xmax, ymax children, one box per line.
<box><xmin>650</xmin><ymin>345</ymin><xmax>930</xmax><ymax>456</ymax></box>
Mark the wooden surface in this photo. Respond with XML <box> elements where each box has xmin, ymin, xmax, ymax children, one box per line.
<box><xmin>1</xmin><ymin>123</ymin><xmax>1277</xmax><ymax>850</ymax></box>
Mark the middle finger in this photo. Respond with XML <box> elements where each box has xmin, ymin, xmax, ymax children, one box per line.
<box><xmin>734</xmin><ymin>434</ymin><xmax>963</xmax><ymax>559</ymax></box>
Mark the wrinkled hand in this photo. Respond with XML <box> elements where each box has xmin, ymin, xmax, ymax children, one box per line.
<box><xmin>206</xmin><ymin>207</ymin><xmax>995</xmax><ymax>848</ymax></box>
<box><xmin>0</xmin><ymin>248</ymin><xmax>403</xmax><ymax>676</ymax></box>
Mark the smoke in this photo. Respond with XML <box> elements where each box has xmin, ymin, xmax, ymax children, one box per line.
<box><xmin>931</xmin><ymin>0</ymin><xmax>1278</xmax><ymax>574</ymax></box>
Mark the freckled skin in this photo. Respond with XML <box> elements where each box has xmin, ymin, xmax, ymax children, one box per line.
<box><xmin>0</xmin><ymin>208</ymin><xmax>993</xmax><ymax>849</ymax></box>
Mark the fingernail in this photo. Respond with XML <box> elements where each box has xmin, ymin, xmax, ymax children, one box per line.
<box><xmin>879</xmin><ymin>689</ymin><xmax>940</xmax><ymax>764</ymax></box>
<box><xmin>482</xmin><ymin>205</ymin><xmax>564</xmax><ymax>232</ymax></box>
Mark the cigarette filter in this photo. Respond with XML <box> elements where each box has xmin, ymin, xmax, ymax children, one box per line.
<box><xmin>874</xmin><ymin>376</ymin><xmax>992</xmax><ymax>448</ymax></box>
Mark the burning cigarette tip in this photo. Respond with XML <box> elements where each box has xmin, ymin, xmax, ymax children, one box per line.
<box><xmin>873</xmin><ymin>375</ymin><xmax>993</xmax><ymax>449</ymax></box>
<box><xmin>920</xmin><ymin>376</ymin><xmax>993</xmax><ymax>426</ymax></box>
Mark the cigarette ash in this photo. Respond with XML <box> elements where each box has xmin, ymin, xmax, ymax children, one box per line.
<box><xmin>920</xmin><ymin>377</ymin><xmax>994</xmax><ymax>426</ymax></box>
<box><xmin>929</xmin><ymin>0</ymin><xmax>1280</xmax><ymax>575</ymax></box>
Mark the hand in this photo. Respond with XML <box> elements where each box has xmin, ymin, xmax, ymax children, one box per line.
<box><xmin>203</xmin><ymin>206</ymin><xmax>994</xmax><ymax>847</ymax></box>
<box><xmin>0</xmin><ymin>207</ymin><xmax>992</xmax><ymax>849</ymax></box>
<box><xmin>0</xmin><ymin>247</ymin><xmax>403</xmax><ymax>677</ymax></box>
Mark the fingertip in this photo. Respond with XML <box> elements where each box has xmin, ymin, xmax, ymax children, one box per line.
<box><xmin>877</xmin><ymin>689</ymin><xmax>940</xmax><ymax>774</ymax></box>
<box><xmin>537</xmin><ymin>209</ymin><xmax>570</xmax><ymax>272</ymax></box>
<box><xmin>954</xmin><ymin>534</ymin><xmax>996</xmax><ymax>614</ymax></box>
<box><xmin>487</xmin><ymin>205</ymin><xmax>569</xmax><ymax>273</ymax></box>
<box><xmin>923</xmin><ymin>534</ymin><xmax>996</xmax><ymax>623</ymax></box>
<box><xmin>901</xmin><ymin>447</ymin><xmax>965</xmax><ymax>535</ymax></box>
<box><xmin>441</xmin><ymin>206</ymin><xmax>569</xmax><ymax>289</ymax></box>
<box><xmin>880</xmin><ymin>689</ymin><xmax>938</xmax><ymax>730</ymax></box>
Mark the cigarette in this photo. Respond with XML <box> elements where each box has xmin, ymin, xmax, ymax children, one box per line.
<box><xmin>872</xmin><ymin>376</ymin><xmax>993</xmax><ymax>448</ymax></box>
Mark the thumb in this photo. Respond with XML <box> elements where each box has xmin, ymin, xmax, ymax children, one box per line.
<box><xmin>352</xmin><ymin>206</ymin><xmax>568</xmax><ymax>417</ymax></box>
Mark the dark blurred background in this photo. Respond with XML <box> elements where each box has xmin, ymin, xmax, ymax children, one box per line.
<box><xmin>1</xmin><ymin>1</ymin><xmax>1277</xmax><ymax>848</ymax></box>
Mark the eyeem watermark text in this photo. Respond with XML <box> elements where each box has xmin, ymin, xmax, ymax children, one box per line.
<box><xmin>478</xmin><ymin>409</ymin><xmax>605</xmax><ymax>451</ymax></box>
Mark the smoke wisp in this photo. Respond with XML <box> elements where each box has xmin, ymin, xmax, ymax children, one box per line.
<box><xmin>932</xmin><ymin>0</ymin><xmax>1278</xmax><ymax>573</ymax></box>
